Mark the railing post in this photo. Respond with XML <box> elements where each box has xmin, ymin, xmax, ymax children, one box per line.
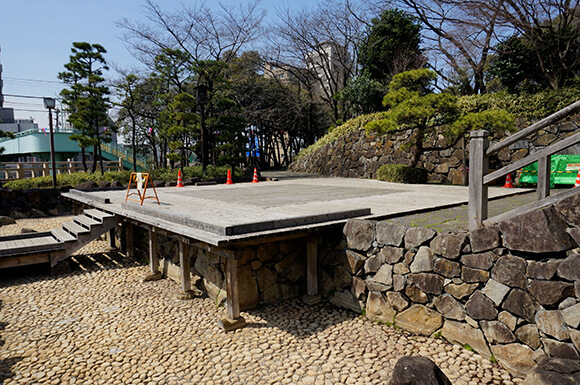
<box><xmin>537</xmin><ymin>155</ymin><xmax>551</xmax><ymax>200</ymax></box>
<box><xmin>119</xmin><ymin>157</ymin><xmax>123</xmax><ymax>171</ymax></box>
<box><xmin>468</xmin><ymin>130</ymin><xmax>490</xmax><ymax>231</ymax></box>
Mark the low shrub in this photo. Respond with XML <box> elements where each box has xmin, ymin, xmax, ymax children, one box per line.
<box><xmin>3</xmin><ymin>166</ymin><xmax>239</xmax><ymax>190</ymax></box>
<box><xmin>376</xmin><ymin>164</ymin><xmax>428</xmax><ymax>184</ymax></box>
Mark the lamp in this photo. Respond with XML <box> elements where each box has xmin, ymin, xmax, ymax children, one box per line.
<box><xmin>43</xmin><ymin>97</ymin><xmax>57</xmax><ymax>188</ymax></box>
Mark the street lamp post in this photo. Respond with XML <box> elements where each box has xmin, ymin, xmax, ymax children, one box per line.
<box><xmin>196</xmin><ymin>85</ymin><xmax>209</xmax><ymax>173</ymax></box>
<box><xmin>43</xmin><ymin>97</ymin><xmax>57</xmax><ymax>188</ymax></box>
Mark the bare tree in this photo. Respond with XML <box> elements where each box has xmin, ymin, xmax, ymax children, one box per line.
<box><xmin>481</xmin><ymin>0</ymin><xmax>580</xmax><ymax>91</ymax></box>
<box><xmin>266</xmin><ymin>0</ymin><xmax>368</xmax><ymax>123</ymax></box>
<box><xmin>398</xmin><ymin>0</ymin><xmax>502</xmax><ymax>94</ymax></box>
<box><xmin>117</xmin><ymin>0</ymin><xmax>265</xmax><ymax>67</ymax></box>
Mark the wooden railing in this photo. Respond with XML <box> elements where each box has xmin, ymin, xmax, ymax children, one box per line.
<box><xmin>0</xmin><ymin>158</ymin><xmax>124</xmax><ymax>181</ymax></box>
<box><xmin>468</xmin><ymin>100</ymin><xmax>580</xmax><ymax>230</ymax></box>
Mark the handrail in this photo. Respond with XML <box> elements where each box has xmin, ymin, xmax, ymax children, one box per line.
<box><xmin>468</xmin><ymin>100</ymin><xmax>580</xmax><ymax>231</ymax></box>
<box><xmin>0</xmin><ymin>159</ymin><xmax>124</xmax><ymax>181</ymax></box>
<box><xmin>100</xmin><ymin>142</ymin><xmax>148</xmax><ymax>169</ymax></box>
<box><xmin>486</xmin><ymin>99</ymin><xmax>580</xmax><ymax>156</ymax></box>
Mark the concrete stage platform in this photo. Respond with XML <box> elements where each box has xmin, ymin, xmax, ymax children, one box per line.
<box><xmin>63</xmin><ymin>176</ymin><xmax>527</xmax><ymax>247</ymax></box>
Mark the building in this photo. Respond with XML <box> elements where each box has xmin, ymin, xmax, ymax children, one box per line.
<box><xmin>0</xmin><ymin>47</ymin><xmax>39</xmax><ymax>133</ymax></box>
<box><xmin>304</xmin><ymin>40</ymin><xmax>352</xmax><ymax>97</ymax></box>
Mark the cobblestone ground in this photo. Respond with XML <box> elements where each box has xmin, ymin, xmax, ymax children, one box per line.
<box><xmin>0</xmin><ymin>217</ymin><xmax>521</xmax><ymax>385</ymax></box>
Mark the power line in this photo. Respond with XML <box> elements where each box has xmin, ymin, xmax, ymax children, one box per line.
<box><xmin>4</xmin><ymin>76</ymin><xmax>62</xmax><ymax>85</ymax></box>
<box><xmin>3</xmin><ymin>93</ymin><xmax>46</xmax><ymax>100</ymax></box>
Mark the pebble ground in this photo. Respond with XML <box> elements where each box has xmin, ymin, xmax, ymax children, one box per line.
<box><xmin>0</xmin><ymin>216</ymin><xmax>521</xmax><ymax>384</ymax></box>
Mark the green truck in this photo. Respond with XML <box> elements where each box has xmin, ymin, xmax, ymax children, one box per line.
<box><xmin>518</xmin><ymin>154</ymin><xmax>580</xmax><ymax>186</ymax></box>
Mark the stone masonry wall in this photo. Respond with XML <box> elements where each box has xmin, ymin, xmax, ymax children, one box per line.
<box><xmin>130</xmin><ymin>225</ymin><xmax>337</xmax><ymax>310</ymax></box>
<box><xmin>290</xmin><ymin>118</ymin><xmax>580</xmax><ymax>184</ymax></box>
<box><xmin>326</xmin><ymin>192</ymin><xmax>580</xmax><ymax>378</ymax></box>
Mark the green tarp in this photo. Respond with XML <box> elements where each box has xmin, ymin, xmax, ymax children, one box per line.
<box><xmin>518</xmin><ymin>155</ymin><xmax>580</xmax><ymax>186</ymax></box>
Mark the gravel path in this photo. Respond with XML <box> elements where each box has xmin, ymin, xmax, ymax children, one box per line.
<box><xmin>0</xmin><ymin>217</ymin><xmax>520</xmax><ymax>384</ymax></box>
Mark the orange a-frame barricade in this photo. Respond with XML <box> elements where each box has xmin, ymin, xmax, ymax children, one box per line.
<box><xmin>125</xmin><ymin>172</ymin><xmax>160</xmax><ymax>206</ymax></box>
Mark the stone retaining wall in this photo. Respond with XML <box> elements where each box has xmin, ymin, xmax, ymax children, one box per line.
<box><xmin>290</xmin><ymin>118</ymin><xmax>580</xmax><ymax>184</ymax></box>
<box><xmin>326</xmin><ymin>192</ymin><xmax>580</xmax><ymax>378</ymax></box>
<box><xmin>129</xmin><ymin>226</ymin><xmax>345</xmax><ymax>310</ymax></box>
<box><xmin>0</xmin><ymin>188</ymin><xmax>71</xmax><ymax>219</ymax></box>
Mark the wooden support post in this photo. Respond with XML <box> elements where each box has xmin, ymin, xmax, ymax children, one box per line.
<box><xmin>108</xmin><ymin>228</ymin><xmax>116</xmax><ymax>249</ymax></box>
<box><xmin>143</xmin><ymin>228</ymin><xmax>162</xmax><ymax>282</ymax></box>
<box><xmin>125</xmin><ymin>222</ymin><xmax>135</xmax><ymax>259</ymax></box>
<box><xmin>468</xmin><ymin>130</ymin><xmax>490</xmax><ymax>231</ymax></box>
<box><xmin>537</xmin><ymin>155</ymin><xmax>551</xmax><ymax>200</ymax></box>
<box><xmin>219</xmin><ymin>256</ymin><xmax>247</xmax><ymax>332</ymax></box>
<box><xmin>176</xmin><ymin>239</ymin><xmax>194</xmax><ymax>299</ymax></box>
<box><xmin>303</xmin><ymin>239</ymin><xmax>321</xmax><ymax>305</ymax></box>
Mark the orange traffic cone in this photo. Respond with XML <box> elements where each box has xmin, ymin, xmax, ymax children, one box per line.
<box><xmin>574</xmin><ymin>169</ymin><xmax>580</xmax><ymax>188</ymax></box>
<box><xmin>251</xmin><ymin>168</ymin><xmax>259</xmax><ymax>183</ymax></box>
<box><xmin>503</xmin><ymin>173</ymin><xmax>514</xmax><ymax>188</ymax></box>
<box><xmin>176</xmin><ymin>170</ymin><xmax>184</xmax><ymax>187</ymax></box>
<box><xmin>226</xmin><ymin>169</ymin><xmax>234</xmax><ymax>185</ymax></box>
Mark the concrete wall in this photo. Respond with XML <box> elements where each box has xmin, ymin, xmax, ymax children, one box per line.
<box><xmin>290</xmin><ymin>118</ymin><xmax>580</xmax><ymax>184</ymax></box>
<box><xmin>327</xmin><ymin>192</ymin><xmax>580</xmax><ymax>378</ymax></box>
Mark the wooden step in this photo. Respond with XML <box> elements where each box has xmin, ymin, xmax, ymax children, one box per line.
<box><xmin>51</xmin><ymin>228</ymin><xmax>77</xmax><ymax>243</ymax></box>
<box><xmin>63</xmin><ymin>221</ymin><xmax>90</xmax><ymax>237</ymax></box>
<box><xmin>74</xmin><ymin>214</ymin><xmax>100</xmax><ymax>229</ymax></box>
<box><xmin>84</xmin><ymin>209</ymin><xmax>114</xmax><ymax>223</ymax></box>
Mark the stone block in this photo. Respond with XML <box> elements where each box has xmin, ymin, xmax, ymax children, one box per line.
<box><xmin>394</xmin><ymin>262</ymin><xmax>410</xmax><ymax>275</ymax></box>
<box><xmin>380</xmin><ymin>246</ymin><xmax>405</xmax><ymax>264</ymax></box>
<box><xmin>559</xmin><ymin>297</ymin><xmax>577</xmax><ymax>310</ymax></box>
<box><xmin>407</xmin><ymin>273</ymin><xmax>444</xmax><ymax>295</ymax></box>
<box><xmin>238</xmin><ymin>265</ymin><xmax>259</xmax><ymax>310</ymax></box>
<box><xmin>491</xmin><ymin>255</ymin><xmax>527</xmax><ymax>289</ymax></box>
<box><xmin>352</xmin><ymin>276</ymin><xmax>367</xmax><ymax>299</ymax></box>
<box><xmin>376</xmin><ymin>221</ymin><xmax>405</xmax><ymax>247</ymax></box>
<box><xmin>536</xmin><ymin>310</ymin><xmax>570</xmax><ymax>341</ymax></box>
<box><xmin>527</xmin><ymin>260</ymin><xmax>560</xmax><ymax>280</ymax></box>
<box><xmin>498</xmin><ymin>207</ymin><xmax>575</xmax><ymax>253</ymax></box>
<box><xmin>330</xmin><ymin>290</ymin><xmax>362</xmax><ymax>313</ymax></box>
<box><xmin>366</xmin><ymin>291</ymin><xmax>396</xmax><ymax>324</ymax></box>
<box><xmin>433</xmin><ymin>294</ymin><xmax>466</xmax><ymax>321</ymax></box>
<box><xmin>387</xmin><ymin>291</ymin><xmax>409</xmax><ymax>312</ymax></box>
<box><xmin>529</xmin><ymin>280</ymin><xmax>575</xmax><ymax>307</ymax></box>
<box><xmin>542</xmin><ymin>339</ymin><xmax>580</xmax><ymax>360</ymax></box>
<box><xmin>491</xmin><ymin>343</ymin><xmax>536</xmax><ymax>378</ymax></box>
<box><xmin>503</xmin><ymin>289</ymin><xmax>540</xmax><ymax>323</ymax></box>
<box><xmin>405</xmin><ymin>227</ymin><xmax>436</xmax><ymax>249</ymax></box>
<box><xmin>461</xmin><ymin>266</ymin><xmax>490</xmax><ymax>283</ymax></box>
<box><xmin>257</xmin><ymin>242</ymin><xmax>279</xmax><ymax>263</ymax></box>
<box><xmin>557</xmin><ymin>253</ymin><xmax>580</xmax><ymax>281</ymax></box>
<box><xmin>433</xmin><ymin>258</ymin><xmax>461</xmax><ymax>278</ymax></box>
<box><xmin>481</xmin><ymin>320</ymin><xmax>516</xmax><ymax>344</ymax></box>
<box><xmin>441</xmin><ymin>320</ymin><xmax>491</xmax><ymax>359</ymax></box>
<box><xmin>388</xmin><ymin>356</ymin><xmax>452</xmax><ymax>385</ymax></box>
<box><xmin>345</xmin><ymin>249</ymin><xmax>367</xmax><ymax>274</ymax></box>
<box><xmin>570</xmin><ymin>329</ymin><xmax>580</xmax><ymax>353</ymax></box>
<box><xmin>405</xmin><ymin>285</ymin><xmax>428</xmax><ymax>303</ymax></box>
<box><xmin>482</xmin><ymin>279</ymin><xmax>510</xmax><ymax>306</ymax></box>
<box><xmin>393</xmin><ymin>274</ymin><xmax>406</xmax><ymax>292</ymax></box>
<box><xmin>498</xmin><ymin>311</ymin><xmax>518</xmax><ymax>331</ymax></box>
<box><xmin>445</xmin><ymin>283</ymin><xmax>478</xmax><ymax>300</ymax></box>
<box><xmin>561</xmin><ymin>303</ymin><xmax>580</xmax><ymax>329</ymax></box>
<box><xmin>516</xmin><ymin>324</ymin><xmax>541</xmax><ymax>350</ymax></box>
<box><xmin>461</xmin><ymin>252</ymin><xmax>494</xmax><ymax>270</ymax></box>
<box><xmin>554</xmin><ymin>192</ymin><xmax>580</xmax><ymax>227</ymax></box>
<box><xmin>364</xmin><ymin>252</ymin><xmax>385</xmax><ymax>274</ymax></box>
<box><xmin>521</xmin><ymin>357</ymin><xmax>580</xmax><ymax>385</ymax></box>
<box><xmin>410</xmin><ymin>246</ymin><xmax>434</xmax><ymax>273</ymax></box>
<box><xmin>430</xmin><ymin>232</ymin><xmax>468</xmax><ymax>259</ymax></box>
<box><xmin>568</xmin><ymin>228</ymin><xmax>580</xmax><ymax>246</ymax></box>
<box><xmin>257</xmin><ymin>266</ymin><xmax>277</xmax><ymax>292</ymax></box>
<box><xmin>470</xmin><ymin>226</ymin><xmax>501</xmax><ymax>253</ymax></box>
<box><xmin>466</xmin><ymin>291</ymin><xmax>498</xmax><ymax>320</ymax></box>
<box><xmin>396</xmin><ymin>305</ymin><xmax>443</xmax><ymax>336</ymax></box>
<box><xmin>274</xmin><ymin>251</ymin><xmax>296</xmax><ymax>273</ymax></box>
<box><xmin>374</xmin><ymin>264</ymin><xmax>393</xmax><ymax>287</ymax></box>
<box><xmin>344</xmin><ymin>219</ymin><xmax>375</xmax><ymax>251</ymax></box>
